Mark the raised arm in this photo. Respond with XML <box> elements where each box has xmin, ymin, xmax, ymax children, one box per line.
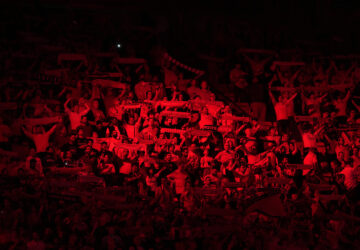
<box><xmin>80</xmin><ymin>103</ymin><xmax>90</xmax><ymax>115</ymax></box>
<box><xmin>343</xmin><ymin>90</ymin><xmax>351</xmax><ymax>102</ymax></box>
<box><xmin>351</xmin><ymin>100</ymin><xmax>360</xmax><ymax>112</ymax></box>
<box><xmin>46</xmin><ymin>124</ymin><xmax>58</xmax><ymax>136</ymax></box>
<box><xmin>319</xmin><ymin>93</ymin><xmax>328</xmax><ymax>102</ymax></box>
<box><xmin>285</xmin><ymin>92</ymin><xmax>298</xmax><ymax>105</ymax></box>
<box><xmin>290</xmin><ymin>69</ymin><xmax>301</xmax><ymax>82</ymax></box>
<box><xmin>22</xmin><ymin>126</ymin><xmax>33</xmax><ymax>139</ymax></box>
<box><xmin>63</xmin><ymin>98</ymin><xmax>72</xmax><ymax>113</ymax></box>
<box><xmin>268</xmin><ymin>89</ymin><xmax>277</xmax><ymax>106</ymax></box>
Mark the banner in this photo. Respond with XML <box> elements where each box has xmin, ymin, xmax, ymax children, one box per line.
<box><xmin>156</xmin><ymin>101</ymin><xmax>188</xmax><ymax>108</ymax></box>
<box><xmin>119</xmin><ymin>104</ymin><xmax>142</xmax><ymax>109</ymax></box>
<box><xmin>113</xmin><ymin>57</ymin><xmax>147</xmax><ymax>64</ymax></box>
<box><xmin>160</xmin><ymin>128</ymin><xmax>186</xmax><ymax>134</ymax></box>
<box><xmin>163</xmin><ymin>52</ymin><xmax>205</xmax><ymax>76</ymax></box>
<box><xmin>273</xmin><ymin>61</ymin><xmax>305</xmax><ymax>66</ymax></box>
<box><xmin>237</xmin><ymin>48</ymin><xmax>276</xmax><ymax>55</ymax></box>
<box><xmin>221</xmin><ymin>114</ymin><xmax>250</xmax><ymax>122</ymax></box>
<box><xmin>23</xmin><ymin>116</ymin><xmax>62</xmax><ymax>126</ymax></box>
<box><xmin>57</xmin><ymin>53</ymin><xmax>88</xmax><ymax>64</ymax></box>
<box><xmin>0</xmin><ymin>102</ymin><xmax>18</xmax><ymax>110</ymax></box>
<box><xmin>160</xmin><ymin>111</ymin><xmax>191</xmax><ymax>119</ymax></box>
<box><xmin>294</xmin><ymin>116</ymin><xmax>315</xmax><ymax>122</ymax></box>
<box><xmin>92</xmin><ymin>79</ymin><xmax>128</xmax><ymax>89</ymax></box>
<box><xmin>270</xmin><ymin>84</ymin><xmax>353</xmax><ymax>92</ymax></box>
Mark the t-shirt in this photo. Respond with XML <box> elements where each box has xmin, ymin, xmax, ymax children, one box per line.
<box><xmin>123</xmin><ymin>123</ymin><xmax>137</xmax><ymax>139</ymax></box>
<box><xmin>302</xmin><ymin>132</ymin><xmax>317</xmax><ymax>149</ymax></box>
<box><xmin>167</xmin><ymin>169</ymin><xmax>188</xmax><ymax>195</ymax></box>
<box><xmin>303</xmin><ymin>151</ymin><xmax>317</xmax><ymax>175</ymax></box>
<box><xmin>274</xmin><ymin>102</ymin><xmax>288</xmax><ymax>121</ymax></box>
<box><xmin>67</xmin><ymin>110</ymin><xmax>89</xmax><ymax>130</ymax></box>
<box><xmin>333</xmin><ymin>100</ymin><xmax>347</xmax><ymax>117</ymax></box>
<box><xmin>199</xmin><ymin>114</ymin><xmax>215</xmax><ymax>129</ymax></box>
<box><xmin>340</xmin><ymin>166</ymin><xmax>357</xmax><ymax>190</ymax></box>
<box><xmin>32</xmin><ymin>133</ymin><xmax>51</xmax><ymax>153</ymax></box>
<box><xmin>187</xmin><ymin>86</ymin><xmax>201</xmax><ymax>99</ymax></box>
<box><xmin>134</xmin><ymin>81</ymin><xmax>152</xmax><ymax>101</ymax></box>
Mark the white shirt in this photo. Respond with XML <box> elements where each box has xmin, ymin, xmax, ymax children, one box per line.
<box><xmin>302</xmin><ymin>132</ymin><xmax>317</xmax><ymax>149</ymax></box>
<box><xmin>303</xmin><ymin>151</ymin><xmax>317</xmax><ymax>175</ymax></box>
<box><xmin>341</xmin><ymin>166</ymin><xmax>357</xmax><ymax>190</ymax></box>
<box><xmin>274</xmin><ymin>102</ymin><xmax>288</xmax><ymax>121</ymax></box>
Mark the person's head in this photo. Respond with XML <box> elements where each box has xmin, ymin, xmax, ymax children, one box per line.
<box><xmin>146</xmin><ymin>91</ymin><xmax>153</xmax><ymax>100</ymax></box>
<box><xmin>269</xmin><ymin>127</ymin><xmax>277</xmax><ymax>136</ymax></box>
<box><xmin>244</xmin><ymin>128</ymin><xmax>252</xmax><ymax>138</ymax></box>
<box><xmin>32</xmin><ymin>125</ymin><xmax>45</xmax><ymax>134</ymax></box>
<box><xmin>77</xmin><ymin>128</ymin><xmax>84</xmax><ymax>138</ymax></box>
<box><xmin>337</xmin><ymin>151</ymin><xmax>345</xmax><ymax>162</ymax></box>
<box><xmin>84</xmin><ymin>145</ymin><xmax>92</xmax><ymax>155</ymax></box>
<box><xmin>349</xmin><ymin>110</ymin><xmax>356</xmax><ymax>118</ymax></box>
<box><xmin>164</xmin><ymin>117</ymin><xmax>173</xmax><ymax>127</ymax></box>
<box><xmin>190</xmin><ymin>79</ymin><xmax>197</xmax><ymax>87</ymax></box>
<box><xmin>69</xmin><ymin>132</ymin><xmax>77</xmax><ymax>143</ymax></box>
<box><xmin>92</xmin><ymin>99</ymin><xmax>100</xmax><ymax>109</ymax></box>
<box><xmin>148</xmin><ymin>117</ymin><xmax>155</xmax><ymax>128</ymax></box>
<box><xmin>201</xmin><ymin>106</ymin><xmax>209</xmax><ymax>115</ymax></box>
<box><xmin>168</xmin><ymin>144</ymin><xmax>175</xmax><ymax>153</ymax></box>
<box><xmin>103</xmin><ymin>153</ymin><xmax>111</xmax><ymax>163</ymax></box>
<box><xmin>338</xmin><ymin>137</ymin><xmax>344</xmax><ymax>145</ymax></box>
<box><xmin>353</xmin><ymin>147</ymin><xmax>359</xmax><ymax>157</ymax></box>
<box><xmin>113</xmin><ymin>99</ymin><xmax>121</xmax><ymax>107</ymax></box>
<box><xmin>201</xmin><ymin>81</ymin><xmax>208</xmax><ymax>90</ymax></box>
<box><xmin>331</xmin><ymin>160</ymin><xmax>340</xmax><ymax>171</ymax></box>
<box><xmin>81</xmin><ymin>115</ymin><xmax>88</xmax><ymax>125</ymax></box>
<box><xmin>65</xmin><ymin>150</ymin><xmax>73</xmax><ymax>159</ymax></box>
<box><xmin>204</xmin><ymin>148</ymin><xmax>209</xmax><ymax>156</ymax></box>
<box><xmin>282</xmin><ymin>134</ymin><xmax>289</xmax><ymax>142</ymax></box>
<box><xmin>278</xmin><ymin>95</ymin><xmax>285</xmax><ymax>103</ymax></box>
<box><xmin>29</xmin><ymin>148</ymin><xmax>37</xmax><ymax>157</ymax></box>
<box><xmin>224</xmin><ymin>142</ymin><xmax>230</xmax><ymax>151</ymax></box>
<box><xmin>101</xmin><ymin>142</ymin><xmax>108</xmax><ymax>151</ymax></box>
<box><xmin>223</xmin><ymin>105</ymin><xmax>231</xmax><ymax>114</ymax></box>
<box><xmin>289</xmin><ymin>142</ymin><xmax>296</xmax><ymax>152</ymax></box>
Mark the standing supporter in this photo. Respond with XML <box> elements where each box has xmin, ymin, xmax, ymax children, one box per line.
<box><xmin>198</xmin><ymin>80</ymin><xmax>214</xmax><ymax>100</ymax></box>
<box><xmin>333</xmin><ymin>90</ymin><xmax>352</xmax><ymax>124</ymax></box>
<box><xmin>199</xmin><ymin>107</ymin><xmax>215</xmax><ymax>129</ymax></box>
<box><xmin>97</xmin><ymin>152</ymin><xmax>116</xmax><ymax>175</ymax></box>
<box><xmin>301</xmin><ymin>91</ymin><xmax>328</xmax><ymax>118</ymax></box>
<box><xmin>134</xmin><ymin>80</ymin><xmax>152</xmax><ymax>102</ymax></box>
<box><xmin>167</xmin><ymin>164</ymin><xmax>189</xmax><ymax>197</ymax></box>
<box><xmin>25</xmin><ymin>148</ymin><xmax>44</xmax><ymax>176</ymax></box>
<box><xmin>64</xmin><ymin>98</ymin><xmax>90</xmax><ymax>130</ymax></box>
<box><xmin>90</xmin><ymin>99</ymin><xmax>105</xmax><ymax>123</ymax></box>
<box><xmin>269</xmin><ymin>84</ymin><xmax>298</xmax><ymax>135</ymax></box>
<box><xmin>22</xmin><ymin>124</ymin><xmax>58</xmax><ymax>153</ymax></box>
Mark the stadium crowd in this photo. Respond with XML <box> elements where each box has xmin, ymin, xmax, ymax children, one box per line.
<box><xmin>1</xmin><ymin>9</ymin><xmax>360</xmax><ymax>250</ymax></box>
